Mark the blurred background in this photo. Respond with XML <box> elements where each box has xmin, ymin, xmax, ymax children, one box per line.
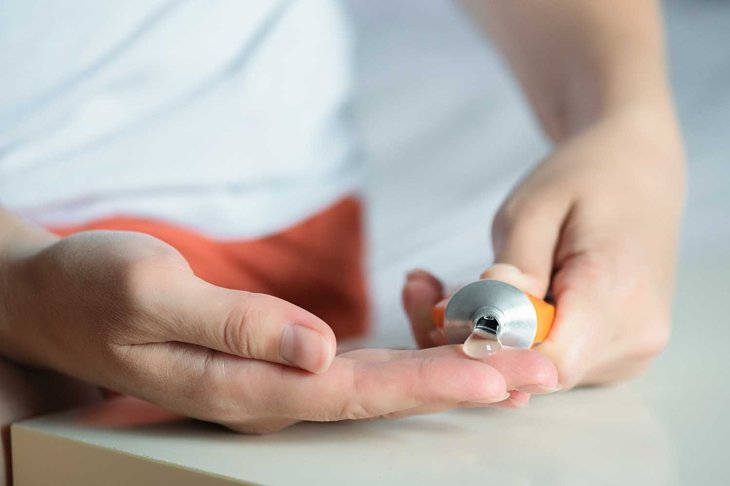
<box><xmin>341</xmin><ymin>0</ymin><xmax>730</xmax><ymax>338</ymax></box>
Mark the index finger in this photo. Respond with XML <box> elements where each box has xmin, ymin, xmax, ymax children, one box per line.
<box><xmin>343</xmin><ymin>346</ymin><xmax>559</xmax><ymax>393</ymax></box>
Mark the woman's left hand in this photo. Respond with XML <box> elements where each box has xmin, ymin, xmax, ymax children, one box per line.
<box><xmin>403</xmin><ymin>108</ymin><xmax>685</xmax><ymax>389</ymax></box>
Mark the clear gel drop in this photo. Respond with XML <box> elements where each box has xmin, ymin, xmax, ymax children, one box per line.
<box><xmin>463</xmin><ymin>332</ymin><xmax>502</xmax><ymax>358</ymax></box>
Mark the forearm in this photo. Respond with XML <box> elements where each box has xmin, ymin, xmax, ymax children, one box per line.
<box><xmin>459</xmin><ymin>0</ymin><xmax>677</xmax><ymax>143</ymax></box>
<box><xmin>0</xmin><ymin>211</ymin><xmax>100</xmax><ymax>485</ymax></box>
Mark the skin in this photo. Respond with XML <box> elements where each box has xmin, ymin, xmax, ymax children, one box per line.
<box><xmin>404</xmin><ymin>0</ymin><xmax>685</xmax><ymax>389</ymax></box>
<box><xmin>0</xmin><ymin>221</ymin><xmax>558</xmax><ymax>484</ymax></box>
<box><xmin>0</xmin><ymin>0</ymin><xmax>682</xmax><ymax>483</ymax></box>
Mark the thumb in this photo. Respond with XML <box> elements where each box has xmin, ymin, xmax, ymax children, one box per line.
<box><xmin>155</xmin><ymin>277</ymin><xmax>337</xmax><ymax>374</ymax></box>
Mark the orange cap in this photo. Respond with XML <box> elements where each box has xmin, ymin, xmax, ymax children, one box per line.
<box><xmin>525</xmin><ymin>292</ymin><xmax>554</xmax><ymax>344</ymax></box>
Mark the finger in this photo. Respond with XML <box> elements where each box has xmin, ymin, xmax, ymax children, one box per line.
<box><xmin>391</xmin><ymin>388</ymin><xmax>533</xmax><ymax>418</ymax></box>
<box><xmin>116</xmin><ymin>344</ymin><xmax>508</xmax><ymax>425</ymax></box>
<box><xmin>381</xmin><ymin>399</ymin><xmax>494</xmax><ymax>420</ymax></box>
<box><xmin>157</xmin><ymin>278</ymin><xmax>337</xmax><ymax>373</ymax></box>
<box><xmin>106</xmin><ymin>342</ymin><xmax>305</xmax><ymax>426</ymax></box>
<box><xmin>487</xmin><ymin>190</ymin><xmax>570</xmax><ymax>297</ymax></box>
<box><xmin>342</xmin><ymin>346</ymin><xmax>558</xmax><ymax>393</ymax></box>
<box><xmin>479</xmin><ymin>263</ymin><xmax>546</xmax><ymax>299</ymax></box>
<box><xmin>106</xmin><ymin>342</ymin><xmax>299</xmax><ymax>430</ymax></box>
<box><xmin>485</xmin><ymin>349</ymin><xmax>560</xmax><ymax>394</ymax></box>
<box><xmin>235</xmin><ymin>354</ymin><xmax>509</xmax><ymax>422</ymax></box>
<box><xmin>402</xmin><ymin>269</ymin><xmax>444</xmax><ymax>348</ymax></box>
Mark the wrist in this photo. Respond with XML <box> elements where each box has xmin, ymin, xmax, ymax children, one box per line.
<box><xmin>0</xmin><ymin>212</ymin><xmax>59</xmax><ymax>363</ymax></box>
<box><xmin>0</xmin><ymin>211</ymin><xmax>59</xmax><ymax>262</ymax></box>
<box><xmin>559</xmin><ymin>99</ymin><xmax>685</xmax><ymax>173</ymax></box>
<box><xmin>544</xmin><ymin>63</ymin><xmax>679</xmax><ymax>147</ymax></box>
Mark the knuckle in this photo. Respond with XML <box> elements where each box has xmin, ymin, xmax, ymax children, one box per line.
<box><xmin>120</xmin><ymin>243</ymin><xmax>189</xmax><ymax>303</ymax></box>
<box><xmin>122</xmin><ymin>258</ymin><xmax>151</xmax><ymax>289</ymax></box>
<box><xmin>192</xmin><ymin>352</ymin><xmax>240</xmax><ymax>422</ymax></box>
<box><xmin>339</xmin><ymin>400</ymin><xmax>372</xmax><ymax>421</ymax></box>
<box><xmin>573</xmin><ymin>252</ymin><xmax>610</xmax><ymax>284</ymax></box>
<box><xmin>552</xmin><ymin>348</ymin><xmax>585</xmax><ymax>390</ymax></box>
<box><xmin>149</xmin><ymin>245</ymin><xmax>188</xmax><ymax>268</ymax></box>
<box><xmin>123</xmin><ymin>233</ymin><xmax>187</xmax><ymax>266</ymax></box>
<box><xmin>222</xmin><ymin>300</ymin><xmax>256</xmax><ymax>358</ymax></box>
<box><xmin>105</xmin><ymin>344</ymin><xmax>139</xmax><ymax>380</ymax></box>
<box><xmin>337</xmin><ymin>365</ymin><xmax>375</xmax><ymax>421</ymax></box>
<box><xmin>526</xmin><ymin>360</ymin><xmax>556</xmax><ymax>389</ymax></box>
<box><xmin>555</xmin><ymin>250</ymin><xmax>613</xmax><ymax>295</ymax></box>
<box><xmin>120</xmin><ymin>259</ymin><xmax>161</xmax><ymax>307</ymax></box>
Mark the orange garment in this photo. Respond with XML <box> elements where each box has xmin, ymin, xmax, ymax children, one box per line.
<box><xmin>50</xmin><ymin>196</ymin><xmax>369</xmax><ymax>339</ymax></box>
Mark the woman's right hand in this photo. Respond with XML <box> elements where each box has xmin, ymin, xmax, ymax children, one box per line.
<box><xmin>0</xmin><ymin>230</ymin><xmax>557</xmax><ymax>432</ymax></box>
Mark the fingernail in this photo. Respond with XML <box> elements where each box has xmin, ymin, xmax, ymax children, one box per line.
<box><xmin>280</xmin><ymin>325</ymin><xmax>330</xmax><ymax>373</ymax></box>
<box><xmin>516</xmin><ymin>384</ymin><xmax>562</xmax><ymax>394</ymax></box>
<box><xmin>474</xmin><ymin>391</ymin><xmax>510</xmax><ymax>405</ymax></box>
<box><xmin>406</xmin><ymin>269</ymin><xmax>435</xmax><ymax>282</ymax></box>
<box><xmin>480</xmin><ymin>263</ymin><xmax>522</xmax><ymax>280</ymax></box>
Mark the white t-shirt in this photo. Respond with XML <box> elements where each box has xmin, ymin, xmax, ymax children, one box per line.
<box><xmin>0</xmin><ymin>0</ymin><xmax>358</xmax><ymax>239</ymax></box>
